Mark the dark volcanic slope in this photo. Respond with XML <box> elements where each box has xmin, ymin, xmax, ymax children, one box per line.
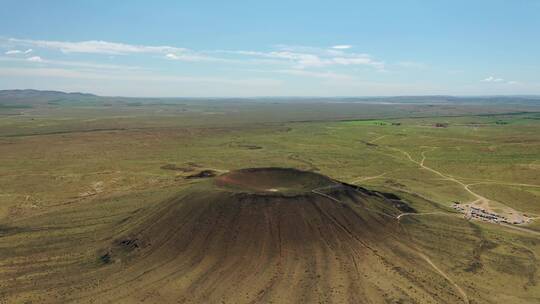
<box><xmin>1</xmin><ymin>168</ymin><xmax>468</xmax><ymax>303</ymax></box>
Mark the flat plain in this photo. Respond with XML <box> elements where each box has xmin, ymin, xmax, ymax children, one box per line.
<box><xmin>1</xmin><ymin>93</ymin><xmax>539</xmax><ymax>303</ymax></box>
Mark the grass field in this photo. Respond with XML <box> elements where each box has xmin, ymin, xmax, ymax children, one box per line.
<box><xmin>1</xmin><ymin>100</ymin><xmax>539</xmax><ymax>303</ymax></box>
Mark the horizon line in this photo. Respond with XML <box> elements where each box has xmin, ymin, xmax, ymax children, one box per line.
<box><xmin>2</xmin><ymin>89</ymin><xmax>540</xmax><ymax>99</ymax></box>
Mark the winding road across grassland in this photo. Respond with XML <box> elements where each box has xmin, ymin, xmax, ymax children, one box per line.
<box><xmin>386</xmin><ymin>146</ymin><xmax>540</xmax><ymax>236</ymax></box>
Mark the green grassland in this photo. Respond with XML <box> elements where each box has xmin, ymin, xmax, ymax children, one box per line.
<box><xmin>1</xmin><ymin>100</ymin><xmax>539</xmax><ymax>303</ymax></box>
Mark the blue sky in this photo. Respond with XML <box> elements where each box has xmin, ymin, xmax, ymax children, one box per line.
<box><xmin>0</xmin><ymin>0</ymin><xmax>539</xmax><ymax>97</ymax></box>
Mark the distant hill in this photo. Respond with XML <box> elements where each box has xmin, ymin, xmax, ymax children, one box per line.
<box><xmin>0</xmin><ymin>89</ymin><xmax>99</xmax><ymax>105</ymax></box>
<box><xmin>1</xmin><ymin>89</ymin><xmax>539</xmax><ymax>106</ymax></box>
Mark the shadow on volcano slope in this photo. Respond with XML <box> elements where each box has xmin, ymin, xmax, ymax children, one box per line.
<box><xmin>1</xmin><ymin>168</ymin><xmax>472</xmax><ymax>303</ymax></box>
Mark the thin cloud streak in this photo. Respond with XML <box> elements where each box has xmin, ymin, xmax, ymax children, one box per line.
<box><xmin>4</xmin><ymin>37</ymin><xmax>389</xmax><ymax>70</ymax></box>
<box><xmin>9</xmin><ymin>38</ymin><xmax>182</xmax><ymax>55</ymax></box>
<box><xmin>482</xmin><ymin>76</ymin><xmax>504</xmax><ymax>83</ymax></box>
<box><xmin>331</xmin><ymin>45</ymin><xmax>352</xmax><ymax>49</ymax></box>
<box><xmin>27</xmin><ymin>56</ymin><xmax>43</xmax><ymax>62</ymax></box>
<box><xmin>481</xmin><ymin>76</ymin><xmax>519</xmax><ymax>85</ymax></box>
<box><xmin>223</xmin><ymin>49</ymin><xmax>384</xmax><ymax>70</ymax></box>
<box><xmin>0</xmin><ymin>56</ymin><xmax>143</xmax><ymax>71</ymax></box>
<box><xmin>5</xmin><ymin>49</ymin><xmax>32</xmax><ymax>55</ymax></box>
<box><xmin>7</xmin><ymin>38</ymin><xmax>220</xmax><ymax>62</ymax></box>
<box><xmin>273</xmin><ymin>69</ymin><xmax>354</xmax><ymax>80</ymax></box>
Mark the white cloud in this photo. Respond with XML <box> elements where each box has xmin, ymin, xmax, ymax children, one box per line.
<box><xmin>5</xmin><ymin>38</ymin><xmax>386</xmax><ymax>69</ymax></box>
<box><xmin>164</xmin><ymin>52</ymin><xmax>222</xmax><ymax>62</ymax></box>
<box><xmin>7</xmin><ymin>38</ymin><xmax>224</xmax><ymax>62</ymax></box>
<box><xmin>274</xmin><ymin>69</ymin><xmax>353</xmax><ymax>80</ymax></box>
<box><xmin>269</xmin><ymin>51</ymin><xmax>325</xmax><ymax>68</ymax></box>
<box><xmin>481</xmin><ymin>76</ymin><xmax>521</xmax><ymax>85</ymax></box>
<box><xmin>27</xmin><ymin>56</ymin><xmax>43</xmax><ymax>62</ymax></box>
<box><xmin>4</xmin><ymin>49</ymin><xmax>31</xmax><ymax>55</ymax></box>
<box><xmin>331</xmin><ymin>45</ymin><xmax>352</xmax><ymax>49</ymax></box>
<box><xmin>331</xmin><ymin>55</ymin><xmax>384</xmax><ymax>68</ymax></box>
<box><xmin>482</xmin><ymin>76</ymin><xmax>504</xmax><ymax>82</ymax></box>
<box><xmin>9</xmin><ymin>38</ymin><xmax>183</xmax><ymax>55</ymax></box>
<box><xmin>227</xmin><ymin>48</ymin><xmax>384</xmax><ymax>70</ymax></box>
<box><xmin>0</xmin><ymin>55</ymin><xmax>143</xmax><ymax>71</ymax></box>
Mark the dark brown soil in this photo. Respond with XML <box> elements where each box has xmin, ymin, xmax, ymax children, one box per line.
<box><xmin>184</xmin><ymin>169</ymin><xmax>217</xmax><ymax>179</ymax></box>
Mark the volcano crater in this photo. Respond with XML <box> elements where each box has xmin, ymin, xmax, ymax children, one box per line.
<box><xmin>215</xmin><ymin>167</ymin><xmax>338</xmax><ymax>195</ymax></box>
